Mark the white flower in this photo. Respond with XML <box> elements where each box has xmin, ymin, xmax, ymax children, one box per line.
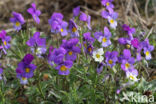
<box><xmin>145</xmin><ymin>51</ymin><xmax>151</xmax><ymax>60</ymax></box>
<box><xmin>20</xmin><ymin>77</ymin><xmax>28</xmax><ymax>85</ymax></box>
<box><xmin>108</xmin><ymin>17</ymin><xmax>117</xmax><ymax>29</ymax></box>
<box><xmin>92</xmin><ymin>48</ymin><xmax>104</xmax><ymax>62</ymax></box>
<box><xmin>126</xmin><ymin>71</ymin><xmax>139</xmax><ymax>82</ymax></box>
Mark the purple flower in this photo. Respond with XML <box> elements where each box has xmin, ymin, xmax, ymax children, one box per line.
<box><xmin>73</xmin><ymin>6</ymin><xmax>80</xmax><ymax>17</ymax></box>
<box><xmin>16</xmin><ymin>54</ymin><xmax>36</xmax><ymax>84</ymax></box>
<box><xmin>27</xmin><ymin>3</ymin><xmax>41</xmax><ymax>24</ymax></box>
<box><xmin>26</xmin><ymin>32</ymin><xmax>46</xmax><ymax>57</ymax></box>
<box><xmin>94</xmin><ymin>31</ymin><xmax>103</xmax><ymax>40</ymax></box>
<box><xmin>69</xmin><ymin>19</ymin><xmax>79</xmax><ymax>37</ymax></box>
<box><xmin>101</xmin><ymin>9</ymin><xmax>118</xmax><ymax>19</ymax></box>
<box><xmin>141</xmin><ymin>39</ymin><xmax>154</xmax><ymax>60</ymax></box>
<box><xmin>96</xmin><ymin>62</ymin><xmax>105</xmax><ymax>74</ymax></box>
<box><xmin>10</xmin><ymin>12</ymin><xmax>25</xmax><ymax>31</ymax></box>
<box><xmin>120</xmin><ymin>49</ymin><xmax>135</xmax><ymax>72</ymax></box>
<box><xmin>98</xmin><ymin>27</ymin><xmax>111</xmax><ymax>47</ymax></box>
<box><xmin>83</xmin><ymin>32</ymin><xmax>94</xmax><ymax>55</ymax></box>
<box><xmin>118</xmin><ymin>37</ymin><xmax>127</xmax><ymax>45</ymax></box>
<box><xmin>61</xmin><ymin>38</ymin><xmax>80</xmax><ymax>61</ymax></box>
<box><xmin>105</xmin><ymin>51</ymin><xmax>118</xmax><ymax>68</ymax></box>
<box><xmin>122</xmin><ymin>24</ymin><xmax>135</xmax><ymax>39</ymax></box>
<box><xmin>126</xmin><ymin>68</ymin><xmax>139</xmax><ymax>81</ymax></box>
<box><xmin>0</xmin><ymin>64</ymin><xmax>3</xmax><ymax>80</ymax></box>
<box><xmin>59</xmin><ymin>21</ymin><xmax>68</xmax><ymax>36</ymax></box>
<box><xmin>116</xmin><ymin>89</ymin><xmax>121</xmax><ymax>94</ymax></box>
<box><xmin>83</xmin><ymin>32</ymin><xmax>94</xmax><ymax>43</ymax></box>
<box><xmin>48</xmin><ymin>47</ymin><xmax>66</xmax><ymax>65</ymax></box>
<box><xmin>79</xmin><ymin>12</ymin><xmax>91</xmax><ymax>30</ymax></box>
<box><xmin>131</xmin><ymin>38</ymin><xmax>139</xmax><ymax>48</ymax></box>
<box><xmin>101</xmin><ymin>10</ymin><xmax>109</xmax><ymax>19</ymax></box>
<box><xmin>0</xmin><ymin>30</ymin><xmax>11</xmax><ymax>54</ymax></box>
<box><xmin>108</xmin><ymin>16</ymin><xmax>117</xmax><ymax>29</ymax></box>
<box><xmin>49</xmin><ymin>12</ymin><xmax>68</xmax><ymax>36</ymax></box>
<box><xmin>143</xmin><ymin>46</ymin><xmax>154</xmax><ymax>60</ymax></box>
<box><xmin>101</xmin><ymin>0</ymin><xmax>114</xmax><ymax>13</ymax></box>
<box><xmin>85</xmin><ymin>44</ymin><xmax>94</xmax><ymax>55</ymax></box>
<box><xmin>136</xmin><ymin>52</ymin><xmax>142</xmax><ymax>61</ymax></box>
<box><xmin>55</xmin><ymin>60</ymin><xmax>73</xmax><ymax>75</ymax></box>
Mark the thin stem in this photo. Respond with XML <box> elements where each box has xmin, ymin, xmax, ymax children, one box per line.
<box><xmin>36</xmin><ymin>63</ymin><xmax>45</xmax><ymax>100</ymax></box>
<box><xmin>0</xmin><ymin>82</ymin><xmax>5</xmax><ymax>104</ymax></box>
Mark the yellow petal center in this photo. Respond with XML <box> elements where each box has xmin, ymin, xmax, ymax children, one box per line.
<box><xmin>60</xmin><ymin>65</ymin><xmax>67</xmax><ymax>71</ymax></box>
<box><xmin>22</xmin><ymin>77</ymin><xmax>27</xmax><ymax>80</ymax></box>
<box><xmin>15</xmin><ymin>22</ymin><xmax>20</xmax><ymax>27</ymax></box>
<box><xmin>129</xmin><ymin>75</ymin><xmax>135</xmax><ymax>80</ymax></box>
<box><xmin>106</xmin><ymin>2</ymin><xmax>110</xmax><ymax>6</ymax></box>
<box><xmin>72</xmin><ymin>27</ymin><xmax>77</xmax><ymax>32</ymax></box>
<box><xmin>109</xmin><ymin>60</ymin><xmax>113</xmax><ymax>64</ymax></box>
<box><xmin>96</xmin><ymin>54</ymin><xmax>100</xmax><ymax>58</ymax></box>
<box><xmin>146</xmin><ymin>51</ymin><xmax>149</xmax><ymax>56</ymax></box>
<box><xmin>4</xmin><ymin>41</ymin><xmax>7</xmax><ymax>46</ymax></box>
<box><xmin>125</xmin><ymin>63</ymin><xmax>130</xmax><ymax>69</ymax></box>
<box><xmin>110</xmin><ymin>19</ymin><xmax>114</xmax><ymax>24</ymax></box>
<box><xmin>61</xmin><ymin>28</ymin><xmax>63</xmax><ymax>32</ymax></box>
<box><xmin>88</xmin><ymin>47</ymin><xmax>92</xmax><ymax>52</ymax></box>
<box><xmin>68</xmin><ymin>51</ymin><xmax>73</xmax><ymax>55</ymax></box>
<box><xmin>126</xmin><ymin>44</ymin><xmax>131</xmax><ymax>48</ymax></box>
<box><xmin>102</xmin><ymin>38</ymin><xmax>107</xmax><ymax>43</ymax></box>
<box><xmin>25</xmin><ymin>68</ymin><xmax>30</xmax><ymax>73</ymax></box>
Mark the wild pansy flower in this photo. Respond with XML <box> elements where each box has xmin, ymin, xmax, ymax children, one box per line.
<box><xmin>49</xmin><ymin>13</ymin><xmax>68</xmax><ymax>36</ymax></box>
<box><xmin>101</xmin><ymin>9</ymin><xmax>118</xmax><ymax>20</ymax></box>
<box><xmin>10</xmin><ymin>12</ymin><xmax>25</xmax><ymax>31</ymax></box>
<box><xmin>16</xmin><ymin>54</ymin><xmax>36</xmax><ymax>84</ymax></box>
<box><xmin>83</xmin><ymin>32</ymin><xmax>94</xmax><ymax>43</ymax></box>
<box><xmin>26</xmin><ymin>32</ymin><xmax>46</xmax><ymax>57</ymax></box>
<box><xmin>96</xmin><ymin>62</ymin><xmax>105</xmax><ymax>74</ymax></box>
<box><xmin>0</xmin><ymin>30</ymin><xmax>11</xmax><ymax>54</ymax></box>
<box><xmin>142</xmin><ymin>39</ymin><xmax>154</xmax><ymax>60</ymax></box>
<box><xmin>61</xmin><ymin>38</ymin><xmax>80</xmax><ymax>61</ymax></box>
<box><xmin>69</xmin><ymin>19</ymin><xmax>79</xmax><ymax>37</ymax></box>
<box><xmin>59</xmin><ymin>21</ymin><xmax>68</xmax><ymax>36</ymax></box>
<box><xmin>98</xmin><ymin>27</ymin><xmax>111</xmax><ymax>47</ymax></box>
<box><xmin>108</xmin><ymin>16</ymin><xmax>117</xmax><ymax>29</ymax></box>
<box><xmin>101</xmin><ymin>0</ymin><xmax>114</xmax><ymax>13</ymax></box>
<box><xmin>136</xmin><ymin>52</ymin><xmax>142</xmax><ymax>61</ymax></box>
<box><xmin>55</xmin><ymin>60</ymin><xmax>73</xmax><ymax>75</ymax></box>
<box><xmin>105</xmin><ymin>51</ymin><xmax>118</xmax><ymax>68</ymax></box>
<box><xmin>131</xmin><ymin>38</ymin><xmax>139</xmax><ymax>48</ymax></box>
<box><xmin>101</xmin><ymin>10</ymin><xmax>109</xmax><ymax>19</ymax></box>
<box><xmin>48</xmin><ymin>13</ymin><xmax>63</xmax><ymax>32</ymax></box>
<box><xmin>101</xmin><ymin>0</ymin><xmax>117</xmax><ymax>29</ymax></box>
<box><xmin>83</xmin><ymin>32</ymin><xmax>94</xmax><ymax>55</ymax></box>
<box><xmin>85</xmin><ymin>44</ymin><xmax>94</xmax><ymax>55</ymax></box>
<box><xmin>118</xmin><ymin>37</ymin><xmax>127</xmax><ymax>45</ymax></box>
<box><xmin>118</xmin><ymin>35</ymin><xmax>137</xmax><ymax>49</ymax></box>
<box><xmin>27</xmin><ymin>3</ymin><xmax>41</xmax><ymax>24</ymax></box>
<box><xmin>126</xmin><ymin>69</ymin><xmax>139</xmax><ymax>82</ymax></box>
<box><xmin>48</xmin><ymin>47</ymin><xmax>66</xmax><ymax>65</ymax></box>
<box><xmin>73</xmin><ymin>6</ymin><xmax>80</xmax><ymax>17</ymax></box>
<box><xmin>0</xmin><ymin>64</ymin><xmax>3</xmax><ymax>80</ymax></box>
<box><xmin>94</xmin><ymin>31</ymin><xmax>103</xmax><ymax>40</ymax></box>
<box><xmin>93</xmin><ymin>48</ymin><xmax>104</xmax><ymax>62</ymax></box>
<box><xmin>118</xmin><ymin>25</ymin><xmax>136</xmax><ymax>48</ymax></box>
<box><xmin>122</xmin><ymin>24</ymin><xmax>135</xmax><ymax>40</ymax></box>
<box><xmin>79</xmin><ymin>12</ymin><xmax>91</xmax><ymax>30</ymax></box>
<box><xmin>120</xmin><ymin>49</ymin><xmax>135</xmax><ymax>72</ymax></box>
